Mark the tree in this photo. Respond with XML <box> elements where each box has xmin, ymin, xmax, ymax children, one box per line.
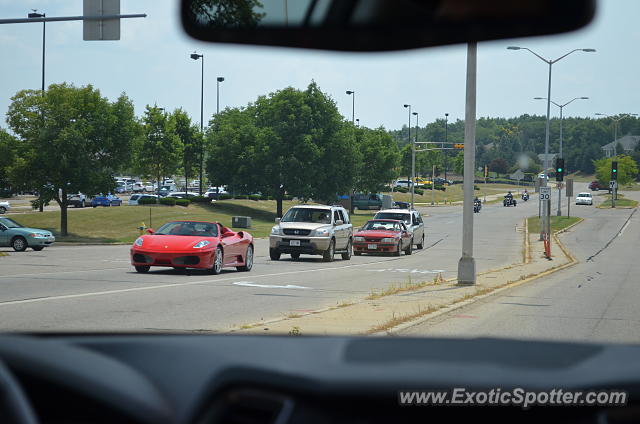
<box><xmin>171</xmin><ymin>108</ymin><xmax>200</xmax><ymax>191</ymax></box>
<box><xmin>453</xmin><ymin>151</ymin><xmax>464</xmax><ymax>176</ymax></box>
<box><xmin>0</xmin><ymin>129</ymin><xmax>18</xmax><ymax>194</ymax></box>
<box><xmin>593</xmin><ymin>155</ymin><xmax>638</xmax><ymax>186</ymax></box>
<box><xmin>6</xmin><ymin>84</ymin><xmax>138</xmax><ymax>235</ymax></box>
<box><xmin>353</xmin><ymin>127</ymin><xmax>399</xmax><ymax>194</ymax></box>
<box><xmin>135</xmin><ymin>106</ymin><xmax>183</xmax><ymax>195</ymax></box>
<box><xmin>188</xmin><ymin>0</ymin><xmax>265</xmax><ymax>28</ymax></box>
<box><xmin>489</xmin><ymin>158</ymin><xmax>509</xmax><ymax>175</ymax></box>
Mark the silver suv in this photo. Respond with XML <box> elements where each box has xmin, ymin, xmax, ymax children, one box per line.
<box><xmin>270</xmin><ymin>205</ymin><xmax>353</xmax><ymax>262</ymax></box>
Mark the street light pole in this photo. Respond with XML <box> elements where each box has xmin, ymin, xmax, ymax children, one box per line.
<box><xmin>444</xmin><ymin>112</ymin><xmax>449</xmax><ymax>182</ymax></box>
<box><xmin>346</xmin><ymin>91</ymin><xmax>355</xmax><ymax>125</ymax></box>
<box><xmin>216</xmin><ymin>76</ymin><xmax>224</xmax><ymax>114</ymax></box>
<box><xmin>190</xmin><ymin>52</ymin><xmax>205</xmax><ymax>196</ymax></box>
<box><xmin>534</xmin><ymin>96</ymin><xmax>589</xmax><ymax>216</ymax></box>
<box><xmin>404</xmin><ymin>104</ymin><xmax>414</xmax><ymax>209</ymax></box>
<box><xmin>509</xmin><ymin>46</ymin><xmax>595</xmax><ymax>241</ymax></box>
<box><xmin>28</xmin><ymin>10</ymin><xmax>46</xmax><ymax>92</ymax></box>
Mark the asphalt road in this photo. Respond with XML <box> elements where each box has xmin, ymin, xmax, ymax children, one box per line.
<box><xmin>401</xmin><ymin>188</ymin><xmax>640</xmax><ymax>344</ymax></box>
<box><xmin>0</xmin><ymin>184</ymin><xmax>590</xmax><ymax>333</ymax></box>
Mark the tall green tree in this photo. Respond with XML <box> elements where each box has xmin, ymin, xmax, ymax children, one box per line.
<box><xmin>6</xmin><ymin>83</ymin><xmax>138</xmax><ymax>235</ymax></box>
<box><xmin>0</xmin><ymin>129</ymin><xmax>18</xmax><ymax>193</ymax></box>
<box><xmin>593</xmin><ymin>155</ymin><xmax>638</xmax><ymax>186</ymax></box>
<box><xmin>353</xmin><ymin>127</ymin><xmax>399</xmax><ymax>194</ymax></box>
<box><xmin>171</xmin><ymin>108</ymin><xmax>200</xmax><ymax>191</ymax></box>
<box><xmin>135</xmin><ymin>106</ymin><xmax>183</xmax><ymax>195</ymax></box>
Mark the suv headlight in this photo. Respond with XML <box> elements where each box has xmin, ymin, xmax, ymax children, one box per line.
<box><xmin>381</xmin><ymin>237</ymin><xmax>397</xmax><ymax>243</ymax></box>
<box><xmin>354</xmin><ymin>236</ymin><xmax>365</xmax><ymax>242</ymax></box>
<box><xmin>313</xmin><ymin>228</ymin><xmax>331</xmax><ymax>237</ymax></box>
<box><xmin>271</xmin><ymin>226</ymin><xmax>281</xmax><ymax>235</ymax></box>
<box><xmin>193</xmin><ymin>240</ymin><xmax>210</xmax><ymax>249</ymax></box>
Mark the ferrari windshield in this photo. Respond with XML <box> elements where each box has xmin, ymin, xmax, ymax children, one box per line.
<box><xmin>361</xmin><ymin>220</ymin><xmax>403</xmax><ymax>231</ymax></box>
<box><xmin>155</xmin><ymin>221</ymin><xmax>219</xmax><ymax>237</ymax></box>
<box><xmin>281</xmin><ymin>208</ymin><xmax>332</xmax><ymax>224</ymax></box>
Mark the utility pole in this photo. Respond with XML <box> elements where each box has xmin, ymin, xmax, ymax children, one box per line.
<box><xmin>457</xmin><ymin>42</ymin><xmax>477</xmax><ymax>286</ymax></box>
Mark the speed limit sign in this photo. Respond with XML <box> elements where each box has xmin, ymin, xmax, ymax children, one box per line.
<box><xmin>539</xmin><ymin>187</ymin><xmax>551</xmax><ymax>201</ymax></box>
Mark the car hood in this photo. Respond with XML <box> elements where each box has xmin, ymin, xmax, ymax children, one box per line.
<box><xmin>135</xmin><ymin>235</ymin><xmax>216</xmax><ymax>251</ymax></box>
<box><xmin>278</xmin><ymin>222</ymin><xmax>330</xmax><ymax>231</ymax></box>
<box><xmin>12</xmin><ymin>227</ymin><xmax>53</xmax><ymax>236</ymax></box>
<box><xmin>354</xmin><ymin>230</ymin><xmax>400</xmax><ymax>238</ymax></box>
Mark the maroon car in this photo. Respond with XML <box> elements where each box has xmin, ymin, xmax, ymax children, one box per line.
<box><xmin>353</xmin><ymin>219</ymin><xmax>413</xmax><ymax>256</ymax></box>
<box><xmin>589</xmin><ymin>181</ymin><xmax>607</xmax><ymax>191</ymax></box>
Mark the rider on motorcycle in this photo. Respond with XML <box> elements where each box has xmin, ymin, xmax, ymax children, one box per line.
<box><xmin>505</xmin><ymin>191</ymin><xmax>513</xmax><ymax>199</ymax></box>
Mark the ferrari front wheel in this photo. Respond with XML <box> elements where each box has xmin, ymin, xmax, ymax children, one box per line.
<box><xmin>237</xmin><ymin>245</ymin><xmax>254</xmax><ymax>272</ymax></box>
<box><xmin>210</xmin><ymin>246</ymin><xmax>223</xmax><ymax>275</ymax></box>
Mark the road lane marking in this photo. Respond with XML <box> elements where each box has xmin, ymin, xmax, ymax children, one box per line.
<box><xmin>233</xmin><ymin>282</ymin><xmax>311</xmax><ymax>290</ymax></box>
<box><xmin>366</xmin><ymin>268</ymin><xmax>445</xmax><ymax>274</ymax></box>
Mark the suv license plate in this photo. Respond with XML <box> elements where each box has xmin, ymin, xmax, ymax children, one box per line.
<box><xmin>290</xmin><ymin>240</ymin><xmax>301</xmax><ymax>246</ymax></box>
<box><xmin>367</xmin><ymin>244</ymin><xmax>377</xmax><ymax>250</ymax></box>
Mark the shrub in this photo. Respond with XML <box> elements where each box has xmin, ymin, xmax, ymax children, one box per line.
<box><xmin>218</xmin><ymin>194</ymin><xmax>232</xmax><ymax>200</ymax></box>
<box><xmin>248</xmin><ymin>194</ymin><xmax>261</xmax><ymax>201</ymax></box>
<box><xmin>139</xmin><ymin>197</ymin><xmax>157</xmax><ymax>205</ymax></box>
<box><xmin>234</xmin><ymin>194</ymin><xmax>248</xmax><ymax>200</ymax></box>
<box><xmin>175</xmin><ymin>198</ymin><xmax>190</xmax><ymax>207</ymax></box>
<box><xmin>414</xmin><ymin>188</ymin><xmax>424</xmax><ymax>195</ymax></box>
<box><xmin>190</xmin><ymin>196</ymin><xmax>208</xmax><ymax>203</ymax></box>
<box><xmin>159</xmin><ymin>197</ymin><xmax>176</xmax><ymax>206</ymax></box>
<box><xmin>396</xmin><ymin>187</ymin><xmax>408</xmax><ymax>193</ymax></box>
<box><xmin>259</xmin><ymin>195</ymin><xmax>270</xmax><ymax>200</ymax></box>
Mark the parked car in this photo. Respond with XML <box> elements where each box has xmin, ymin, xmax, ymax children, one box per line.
<box><xmin>143</xmin><ymin>182</ymin><xmax>155</xmax><ymax>192</ymax></box>
<box><xmin>575</xmin><ymin>192</ymin><xmax>593</xmax><ymax>205</ymax></box>
<box><xmin>205</xmin><ymin>187</ymin><xmax>228</xmax><ymax>199</ymax></box>
<box><xmin>0</xmin><ymin>216</ymin><xmax>55</xmax><ymax>251</ymax></box>
<box><xmin>91</xmin><ymin>195</ymin><xmax>122</xmax><ymax>207</ymax></box>
<box><xmin>115</xmin><ymin>181</ymin><xmax>128</xmax><ymax>193</ymax></box>
<box><xmin>158</xmin><ymin>184</ymin><xmax>177</xmax><ymax>197</ymax></box>
<box><xmin>269</xmin><ymin>204</ymin><xmax>352</xmax><ymax>262</ymax></box>
<box><xmin>394</xmin><ymin>179</ymin><xmax>414</xmax><ymax>188</ymax></box>
<box><xmin>414</xmin><ymin>177</ymin><xmax>432</xmax><ymax>186</ymax></box>
<box><xmin>353</xmin><ymin>219</ymin><xmax>413</xmax><ymax>256</ymax></box>
<box><xmin>352</xmin><ymin>193</ymin><xmax>383</xmax><ymax>210</ymax></box>
<box><xmin>130</xmin><ymin>221</ymin><xmax>253</xmax><ymax>274</ymax></box>
<box><xmin>589</xmin><ymin>180</ymin><xmax>607</xmax><ymax>191</ymax></box>
<box><xmin>538</xmin><ymin>172</ymin><xmax>549</xmax><ymax>180</ymax></box>
<box><xmin>0</xmin><ymin>200</ymin><xmax>10</xmax><ymax>214</ymax></box>
<box><xmin>373</xmin><ymin>208</ymin><xmax>425</xmax><ymax>249</ymax></box>
<box><xmin>167</xmin><ymin>191</ymin><xmax>200</xmax><ymax>199</ymax></box>
<box><xmin>128</xmin><ymin>194</ymin><xmax>158</xmax><ymax>206</ymax></box>
<box><xmin>131</xmin><ymin>182</ymin><xmax>145</xmax><ymax>193</ymax></box>
<box><xmin>67</xmin><ymin>193</ymin><xmax>87</xmax><ymax>208</ymax></box>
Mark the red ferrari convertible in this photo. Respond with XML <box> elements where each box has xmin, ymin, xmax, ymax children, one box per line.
<box><xmin>353</xmin><ymin>219</ymin><xmax>413</xmax><ymax>256</ymax></box>
<box><xmin>130</xmin><ymin>220</ymin><xmax>254</xmax><ymax>274</ymax></box>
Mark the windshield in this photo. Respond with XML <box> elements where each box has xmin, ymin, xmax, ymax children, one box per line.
<box><xmin>281</xmin><ymin>208</ymin><xmax>332</xmax><ymax>223</ymax></box>
<box><xmin>375</xmin><ymin>212</ymin><xmax>411</xmax><ymax>225</ymax></box>
<box><xmin>362</xmin><ymin>220</ymin><xmax>402</xmax><ymax>231</ymax></box>
<box><xmin>0</xmin><ymin>218</ymin><xmax>23</xmax><ymax>228</ymax></box>
<box><xmin>155</xmin><ymin>221</ymin><xmax>218</xmax><ymax>237</ymax></box>
<box><xmin>2</xmin><ymin>1</ymin><xmax>640</xmax><ymax>350</ymax></box>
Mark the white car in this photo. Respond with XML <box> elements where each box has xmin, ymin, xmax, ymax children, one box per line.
<box><xmin>143</xmin><ymin>182</ymin><xmax>155</xmax><ymax>192</ymax></box>
<box><xmin>394</xmin><ymin>180</ymin><xmax>414</xmax><ymax>188</ymax></box>
<box><xmin>575</xmin><ymin>192</ymin><xmax>593</xmax><ymax>205</ymax></box>
<box><xmin>128</xmin><ymin>194</ymin><xmax>158</xmax><ymax>206</ymax></box>
<box><xmin>167</xmin><ymin>191</ymin><xmax>199</xmax><ymax>199</ymax></box>
<box><xmin>373</xmin><ymin>208</ymin><xmax>425</xmax><ymax>249</ymax></box>
<box><xmin>131</xmin><ymin>182</ymin><xmax>145</xmax><ymax>193</ymax></box>
<box><xmin>0</xmin><ymin>201</ymin><xmax>10</xmax><ymax>214</ymax></box>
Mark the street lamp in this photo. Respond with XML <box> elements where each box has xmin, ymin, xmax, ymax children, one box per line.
<box><xmin>356</xmin><ymin>118</ymin><xmax>360</xmax><ymax>127</ymax></box>
<box><xmin>404</xmin><ymin>104</ymin><xmax>415</xmax><ymax>208</ymax></box>
<box><xmin>216</xmin><ymin>76</ymin><xmax>224</xmax><ymax>114</ymax></box>
<box><xmin>190</xmin><ymin>52</ymin><xmax>204</xmax><ymax>196</ymax></box>
<box><xmin>535</xmin><ymin>96</ymin><xmax>588</xmax><ymax>216</ymax></box>
<box><xmin>595</xmin><ymin>113</ymin><xmax>638</xmax><ymax>156</ymax></box>
<box><xmin>28</xmin><ymin>10</ymin><xmax>45</xmax><ymax>92</ymax></box>
<box><xmin>444</xmin><ymin>112</ymin><xmax>449</xmax><ymax>181</ymax></box>
<box><xmin>508</xmin><ymin>46</ymin><xmax>595</xmax><ymax>240</ymax></box>
<box><xmin>346</xmin><ymin>90</ymin><xmax>355</xmax><ymax>125</ymax></box>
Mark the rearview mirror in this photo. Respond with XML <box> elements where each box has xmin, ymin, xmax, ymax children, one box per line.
<box><xmin>181</xmin><ymin>0</ymin><xmax>595</xmax><ymax>51</ymax></box>
<box><xmin>335</xmin><ymin>220</ymin><xmax>344</xmax><ymax>226</ymax></box>
<box><xmin>146</xmin><ymin>229</ymin><xmax>155</xmax><ymax>234</ymax></box>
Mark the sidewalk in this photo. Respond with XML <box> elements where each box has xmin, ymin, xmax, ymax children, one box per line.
<box><xmin>230</xmin><ymin>218</ymin><xmax>579</xmax><ymax>336</ymax></box>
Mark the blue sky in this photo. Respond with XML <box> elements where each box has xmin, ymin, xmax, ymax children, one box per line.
<box><xmin>0</xmin><ymin>1</ymin><xmax>638</xmax><ymax>130</ymax></box>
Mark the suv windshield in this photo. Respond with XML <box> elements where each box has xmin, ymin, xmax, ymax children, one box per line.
<box><xmin>281</xmin><ymin>208</ymin><xmax>332</xmax><ymax>224</ymax></box>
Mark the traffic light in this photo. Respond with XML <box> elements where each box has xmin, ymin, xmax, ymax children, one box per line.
<box><xmin>555</xmin><ymin>158</ymin><xmax>565</xmax><ymax>182</ymax></box>
<box><xmin>454</xmin><ymin>143</ymin><xmax>464</xmax><ymax>149</ymax></box>
<box><xmin>611</xmin><ymin>161</ymin><xmax>618</xmax><ymax>180</ymax></box>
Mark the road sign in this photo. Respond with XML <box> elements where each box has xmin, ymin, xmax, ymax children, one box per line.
<box><xmin>84</xmin><ymin>0</ymin><xmax>120</xmax><ymax>40</ymax></box>
<box><xmin>539</xmin><ymin>187</ymin><xmax>551</xmax><ymax>201</ymax></box>
<box><xmin>565</xmin><ymin>178</ymin><xmax>573</xmax><ymax>197</ymax></box>
<box><xmin>610</xmin><ymin>180</ymin><xmax>617</xmax><ymax>189</ymax></box>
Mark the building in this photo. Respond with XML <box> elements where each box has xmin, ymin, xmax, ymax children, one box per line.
<box><xmin>601</xmin><ymin>135</ymin><xmax>640</xmax><ymax>157</ymax></box>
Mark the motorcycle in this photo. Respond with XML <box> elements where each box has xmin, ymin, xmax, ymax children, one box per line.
<box><xmin>522</xmin><ymin>192</ymin><xmax>529</xmax><ymax>201</ymax></box>
<box><xmin>503</xmin><ymin>195</ymin><xmax>517</xmax><ymax>207</ymax></box>
<box><xmin>473</xmin><ymin>199</ymin><xmax>482</xmax><ymax>213</ymax></box>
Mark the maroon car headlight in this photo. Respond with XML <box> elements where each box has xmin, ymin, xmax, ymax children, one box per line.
<box><xmin>354</xmin><ymin>236</ymin><xmax>365</xmax><ymax>242</ymax></box>
<box><xmin>381</xmin><ymin>237</ymin><xmax>397</xmax><ymax>243</ymax></box>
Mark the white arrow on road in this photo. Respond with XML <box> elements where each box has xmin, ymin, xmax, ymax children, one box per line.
<box><xmin>233</xmin><ymin>282</ymin><xmax>312</xmax><ymax>290</ymax></box>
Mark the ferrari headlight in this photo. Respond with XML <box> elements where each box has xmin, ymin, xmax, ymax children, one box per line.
<box><xmin>193</xmin><ymin>240</ymin><xmax>211</xmax><ymax>249</ymax></box>
<box><xmin>134</xmin><ymin>237</ymin><xmax>143</xmax><ymax>247</ymax></box>
<box><xmin>381</xmin><ymin>237</ymin><xmax>397</xmax><ymax>243</ymax></box>
<box><xmin>271</xmin><ymin>225</ymin><xmax>281</xmax><ymax>235</ymax></box>
<box><xmin>354</xmin><ymin>236</ymin><xmax>365</xmax><ymax>242</ymax></box>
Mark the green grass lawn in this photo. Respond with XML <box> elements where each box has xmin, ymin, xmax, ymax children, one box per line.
<box><xmin>527</xmin><ymin>216</ymin><xmax>582</xmax><ymax>234</ymax></box>
<box><xmin>12</xmin><ymin>199</ymin><xmax>307</xmax><ymax>243</ymax></box>
<box><xmin>597</xmin><ymin>194</ymin><xmax>639</xmax><ymax>209</ymax></box>
<box><xmin>566</xmin><ymin>172</ymin><xmax>595</xmax><ymax>183</ymax></box>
